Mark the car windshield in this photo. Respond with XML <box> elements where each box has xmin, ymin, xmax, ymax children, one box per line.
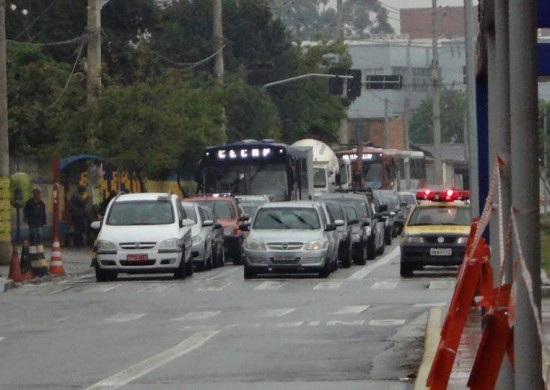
<box><xmin>408</xmin><ymin>206</ymin><xmax>471</xmax><ymax>226</ymax></box>
<box><xmin>399</xmin><ymin>193</ymin><xmax>417</xmax><ymax>206</ymax></box>
<box><xmin>181</xmin><ymin>204</ymin><xmax>198</xmax><ymax>223</ymax></box>
<box><xmin>239</xmin><ymin>203</ymin><xmax>261</xmax><ymax>217</ymax></box>
<box><xmin>106</xmin><ymin>200</ymin><xmax>174</xmax><ymax>226</ymax></box>
<box><xmin>253</xmin><ymin>207</ymin><xmax>321</xmax><ymax>230</ymax></box>
<box><xmin>195</xmin><ymin>200</ymin><xmax>235</xmax><ymax>219</ymax></box>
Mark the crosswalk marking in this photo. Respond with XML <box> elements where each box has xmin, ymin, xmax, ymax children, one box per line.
<box><xmin>83</xmin><ymin>284</ymin><xmax>121</xmax><ymax>293</ymax></box>
<box><xmin>414</xmin><ymin>302</ymin><xmax>447</xmax><ymax>308</ymax></box>
<box><xmin>259</xmin><ymin>308</ymin><xmax>295</xmax><ymax>318</ymax></box>
<box><xmin>254</xmin><ymin>281</ymin><xmax>283</xmax><ymax>290</ymax></box>
<box><xmin>272</xmin><ymin>321</ymin><xmax>304</xmax><ymax>327</ymax></box>
<box><xmin>103</xmin><ymin>313</ymin><xmax>147</xmax><ymax>324</ymax></box>
<box><xmin>173</xmin><ymin>311</ymin><xmax>221</xmax><ymax>321</ymax></box>
<box><xmin>349</xmin><ymin>246</ymin><xmax>400</xmax><ymax>279</ymax></box>
<box><xmin>371</xmin><ymin>281</ymin><xmax>398</xmax><ymax>289</ymax></box>
<box><xmin>333</xmin><ymin>305</ymin><xmax>370</xmax><ymax>315</ymax></box>
<box><xmin>313</xmin><ymin>281</ymin><xmax>342</xmax><ymax>290</ymax></box>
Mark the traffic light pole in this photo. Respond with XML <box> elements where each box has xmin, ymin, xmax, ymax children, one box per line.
<box><xmin>262</xmin><ymin>73</ymin><xmax>353</xmax><ymax>89</ymax></box>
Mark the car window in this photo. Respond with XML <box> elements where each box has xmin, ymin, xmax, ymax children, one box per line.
<box><xmin>197</xmin><ymin>200</ymin><xmax>235</xmax><ymax>219</ymax></box>
<box><xmin>409</xmin><ymin>206</ymin><xmax>471</xmax><ymax>226</ymax></box>
<box><xmin>342</xmin><ymin>205</ymin><xmax>358</xmax><ymax>222</ymax></box>
<box><xmin>325</xmin><ymin>202</ymin><xmax>344</xmax><ymax>221</ymax></box>
<box><xmin>198</xmin><ymin>206</ymin><xmax>208</xmax><ymax>222</ymax></box>
<box><xmin>182</xmin><ymin>204</ymin><xmax>198</xmax><ymax>223</ymax></box>
<box><xmin>107</xmin><ymin>200</ymin><xmax>174</xmax><ymax>225</ymax></box>
<box><xmin>253</xmin><ymin>207</ymin><xmax>321</xmax><ymax>230</ymax></box>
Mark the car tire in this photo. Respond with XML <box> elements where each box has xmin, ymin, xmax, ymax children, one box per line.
<box><xmin>319</xmin><ymin>259</ymin><xmax>331</xmax><ymax>278</ymax></box>
<box><xmin>95</xmin><ymin>264</ymin><xmax>117</xmax><ymax>282</ymax></box>
<box><xmin>185</xmin><ymin>256</ymin><xmax>194</xmax><ymax>277</ymax></box>
<box><xmin>366</xmin><ymin>238</ymin><xmax>376</xmax><ymax>260</ymax></box>
<box><xmin>174</xmin><ymin>257</ymin><xmax>187</xmax><ymax>279</ymax></box>
<box><xmin>219</xmin><ymin>249</ymin><xmax>225</xmax><ymax>267</ymax></box>
<box><xmin>206</xmin><ymin>246</ymin><xmax>213</xmax><ymax>270</ymax></box>
<box><xmin>384</xmin><ymin>229</ymin><xmax>392</xmax><ymax>245</ymax></box>
<box><xmin>400</xmin><ymin>261</ymin><xmax>413</xmax><ymax>277</ymax></box>
<box><xmin>244</xmin><ymin>265</ymin><xmax>256</xmax><ymax>279</ymax></box>
<box><xmin>354</xmin><ymin>243</ymin><xmax>367</xmax><ymax>265</ymax></box>
<box><xmin>341</xmin><ymin>246</ymin><xmax>352</xmax><ymax>268</ymax></box>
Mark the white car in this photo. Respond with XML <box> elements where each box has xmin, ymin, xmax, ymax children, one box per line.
<box><xmin>91</xmin><ymin>193</ymin><xmax>195</xmax><ymax>281</ymax></box>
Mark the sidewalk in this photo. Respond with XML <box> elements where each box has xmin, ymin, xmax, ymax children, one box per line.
<box><xmin>0</xmin><ymin>245</ymin><xmax>94</xmax><ymax>293</ymax></box>
<box><xmin>415</xmin><ymin>274</ymin><xmax>550</xmax><ymax>389</ymax></box>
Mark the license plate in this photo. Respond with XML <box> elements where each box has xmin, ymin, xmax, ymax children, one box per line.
<box><xmin>430</xmin><ymin>248</ymin><xmax>452</xmax><ymax>256</ymax></box>
<box><xmin>274</xmin><ymin>255</ymin><xmax>294</xmax><ymax>261</ymax></box>
<box><xmin>127</xmin><ymin>254</ymin><xmax>148</xmax><ymax>261</ymax></box>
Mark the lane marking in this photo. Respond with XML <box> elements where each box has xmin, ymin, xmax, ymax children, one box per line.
<box><xmin>313</xmin><ymin>281</ymin><xmax>342</xmax><ymax>290</ymax></box>
<box><xmin>327</xmin><ymin>320</ymin><xmax>365</xmax><ymax>326</ymax></box>
<box><xmin>173</xmin><ymin>311</ymin><xmax>221</xmax><ymax>321</ymax></box>
<box><xmin>369</xmin><ymin>319</ymin><xmax>406</xmax><ymax>326</ymax></box>
<box><xmin>83</xmin><ymin>284</ymin><xmax>121</xmax><ymax>293</ymax></box>
<box><xmin>259</xmin><ymin>308</ymin><xmax>296</xmax><ymax>318</ymax></box>
<box><xmin>254</xmin><ymin>281</ymin><xmax>283</xmax><ymax>290</ymax></box>
<box><xmin>271</xmin><ymin>321</ymin><xmax>304</xmax><ymax>328</ymax></box>
<box><xmin>84</xmin><ymin>330</ymin><xmax>219</xmax><ymax>390</ymax></box>
<box><xmin>348</xmin><ymin>246</ymin><xmax>400</xmax><ymax>280</ymax></box>
<box><xmin>428</xmin><ymin>281</ymin><xmax>455</xmax><ymax>290</ymax></box>
<box><xmin>203</xmin><ymin>267</ymin><xmax>240</xmax><ymax>280</ymax></box>
<box><xmin>103</xmin><ymin>313</ymin><xmax>147</xmax><ymax>324</ymax></box>
<box><xmin>371</xmin><ymin>281</ymin><xmax>398</xmax><ymax>289</ymax></box>
<box><xmin>138</xmin><ymin>283</ymin><xmax>174</xmax><ymax>292</ymax></box>
<box><xmin>197</xmin><ymin>282</ymin><xmax>232</xmax><ymax>291</ymax></box>
<box><xmin>333</xmin><ymin>305</ymin><xmax>370</xmax><ymax>315</ymax></box>
<box><xmin>414</xmin><ymin>302</ymin><xmax>447</xmax><ymax>308</ymax></box>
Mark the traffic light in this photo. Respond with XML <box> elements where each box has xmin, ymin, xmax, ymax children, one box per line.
<box><xmin>346</xmin><ymin>69</ymin><xmax>362</xmax><ymax>99</ymax></box>
<box><xmin>329</xmin><ymin>67</ymin><xmax>346</xmax><ymax>95</ymax></box>
<box><xmin>365</xmin><ymin>75</ymin><xmax>402</xmax><ymax>89</ymax></box>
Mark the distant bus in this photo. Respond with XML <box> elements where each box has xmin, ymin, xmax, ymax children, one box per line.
<box><xmin>336</xmin><ymin>146</ymin><xmax>427</xmax><ymax>191</ymax></box>
<box><xmin>195</xmin><ymin>139</ymin><xmax>313</xmax><ymax>201</ymax></box>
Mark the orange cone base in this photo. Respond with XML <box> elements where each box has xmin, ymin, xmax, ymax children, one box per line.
<box><xmin>8</xmin><ymin>244</ymin><xmax>33</xmax><ymax>282</ymax></box>
<box><xmin>49</xmin><ymin>239</ymin><xmax>65</xmax><ymax>275</ymax></box>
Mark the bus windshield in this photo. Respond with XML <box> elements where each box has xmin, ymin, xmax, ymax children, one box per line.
<box><xmin>313</xmin><ymin>167</ymin><xmax>327</xmax><ymax>188</ymax></box>
<box><xmin>363</xmin><ymin>161</ymin><xmax>383</xmax><ymax>189</ymax></box>
<box><xmin>202</xmin><ymin>162</ymin><xmax>288</xmax><ymax>200</ymax></box>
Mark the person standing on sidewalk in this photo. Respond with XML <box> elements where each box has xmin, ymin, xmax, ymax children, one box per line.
<box><xmin>70</xmin><ymin>185</ymin><xmax>88</xmax><ymax>248</ymax></box>
<box><xmin>23</xmin><ymin>188</ymin><xmax>46</xmax><ymax>245</ymax></box>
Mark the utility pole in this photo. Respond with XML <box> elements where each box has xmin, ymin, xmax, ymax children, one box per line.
<box><xmin>384</xmin><ymin>98</ymin><xmax>389</xmax><ymax>148</ymax></box>
<box><xmin>213</xmin><ymin>0</ymin><xmax>226</xmax><ymax>135</ymax></box>
<box><xmin>0</xmin><ymin>0</ymin><xmax>10</xmax><ymax>265</ymax></box>
<box><xmin>431</xmin><ymin>0</ymin><xmax>442</xmax><ymax>185</ymax></box>
<box><xmin>405</xmin><ymin>37</ymin><xmax>412</xmax><ymax>151</ymax></box>
<box><xmin>87</xmin><ymin>0</ymin><xmax>101</xmax><ymax>104</ymax></box>
<box><xmin>336</xmin><ymin>0</ymin><xmax>344</xmax><ymax>42</ymax></box>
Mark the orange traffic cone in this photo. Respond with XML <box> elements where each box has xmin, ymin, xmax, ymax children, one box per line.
<box><xmin>8</xmin><ymin>243</ymin><xmax>33</xmax><ymax>282</ymax></box>
<box><xmin>49</xmin><ymin>237</ymin><xmax>65</xmax><ymax>275</ymax></box>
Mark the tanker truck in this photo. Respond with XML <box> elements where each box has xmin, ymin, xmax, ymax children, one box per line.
<box><xmin>291</xmin><ymin>139</ymin><xmax>341</xmax><ymax>195</ymax></box>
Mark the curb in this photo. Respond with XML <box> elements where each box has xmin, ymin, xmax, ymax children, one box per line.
<box><xmin>1</xmin><ymin>268</ymin><xmax>94</xmax><ymax>293</ymax></box>
<box><xmin>414</xmin><ymin>306</ymin><xmax>442</xmax><ymax>390</ymax></box>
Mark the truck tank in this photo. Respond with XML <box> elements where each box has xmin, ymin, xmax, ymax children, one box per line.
<box><xmin>291</xmin><ymin>139</ymin><xmax>340</xmax><ymax>194</ymax></box>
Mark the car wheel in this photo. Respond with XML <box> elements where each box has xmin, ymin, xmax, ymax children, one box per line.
<box><xmin>95</xmin><ymin>264</ymin><xmax>117</xmax><ymax>282</ymax></box>
<box><xmin>219</xmin><ymin>249</ymin><xmax>225</xmax><ymax>267</ymax></box>
<box><xmin>174</xmin><ymin>257</ymin><xmax>187</xmax><ymax>279</ymax></box>
<box><xmin>354</xmin><ymin>243</ymin><xmax>367</xmax><ymax>265</ymax></box>
<box><xmin>400</xmin><ymin>261</ymin><xmax>413</xmax><ymax>277</ymax></box>
<box><xmin>244</xmin><ymin>265</ymin><xmax>256</xmax><ymax>279</ymax></box>
<box><xmin>206</xmin><ymin>246</ymin><xmax>213</xmax><ymax>270</ymax></box>
<box><xmin>319</xmin><ymin>259</ymin><xmax>331</xmax><ymax>278</ymax></box>
<box><xmin>185</xmin><ymin>256</ymin><xmax>194</xmax><ymax>277</ymax></box>
<box><xmin>366</xmin><ymin>238</ymin><xmax>376</xmax><ymax>260</ymax></box>
<box><xmin>341</xmin><ymin>246</ymin><xmax>352</xmax><ymax>268</ymax></box>
<box><xmin>384</xmin><ymin>229</ymin><xmax>392</xmax><ymax>245</ymax></box>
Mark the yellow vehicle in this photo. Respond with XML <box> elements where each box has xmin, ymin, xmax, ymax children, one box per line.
<box><xmin>399</xmin><ymin>188</ymin><xmax>472</xmax><ymax>277</ymax></box>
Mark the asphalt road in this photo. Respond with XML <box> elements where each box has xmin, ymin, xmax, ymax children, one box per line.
<box><xmin>0</xmin><ymin>242</ymin><xmax>458</xmax><ymax>390</ymax></box>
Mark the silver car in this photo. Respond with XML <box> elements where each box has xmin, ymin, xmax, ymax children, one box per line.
<box><xmin>240</xmin><ymin>201</ymin><xmax>342</xmax><ymax>279</ymax></box>
<box><xmin>181</xmin><ymin>201</ymin><xmax>223</xmax><ymax>270</ymax></box>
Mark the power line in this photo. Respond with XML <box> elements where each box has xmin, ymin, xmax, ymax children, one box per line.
<box><xmin>12</xmin><ymin>0</ymin><xmax>60</xmax><ymax>41</ymax></box>
<box><xmin>46</xmin><ymin>43</ymin><xmax>84</xmax><ymax>110</ymax></box>
<box><xmin>7</xmin><ymin>33</ymin><xmax>89</xmax><ymax>47</ymax></box>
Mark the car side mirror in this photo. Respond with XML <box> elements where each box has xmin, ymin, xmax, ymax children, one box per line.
<box><xmin>239</xmin><ymin>214</ymin><xmax>250</xmax><ymax>221</ymax></box>
<box><xmin>333</xmin><ymin>219</ymin><xmax>345</xmax><ymax>227</ymax></box>
<box><xmin>239</xmin><ymin>223</ymin><xmax>249</xmax><ymax>231</ymax></box>
<box><xmin>378</xmin><ymin>204</ymin><xmax>388</xmax><ymax>213</ymax></box>
<box><xmin>202</xmin><ymin>219</ymin><xmax>214</xmax><ymax>227</ymax></box>
<box><xmin>181</xmin><ymin>218</ymin><xmax>195</xmax><ymax>227</ymax></box>
<box><xmin>348</xmin><ymin>219</ymin><xmax>359</xmax><ymax>225</ymax></box>
<box><xmin>325</xmin><ymin>223</ymin><xmax>336</xmax><ymax>232</ymax></box>
<box><xmin>90</xmin><ymin>220</ymin><xmax>102</xmax><ymax>230</ymax></box>
<box><xmin>361</xmin><ymin>219</ymin><xmax>370</xmax><ymax>227</ymax></box>
<box><xmin>213</xmin><ymin>223</ymin><xmax>222</xmax><ymax>230</ymax></box>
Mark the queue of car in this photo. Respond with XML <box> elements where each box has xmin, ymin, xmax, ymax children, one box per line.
<box><xmin>90</xmin><ymin>184</ymin><xmax>472</xmax><ymax>282</ymax></box>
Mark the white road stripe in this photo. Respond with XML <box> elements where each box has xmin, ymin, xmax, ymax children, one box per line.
<box><xmin>103</xmin><ymin>313</ymin><xmax>147</xmax><ymax>324</ymax></box>
<box><xmin>83</xmin><ymin>284</ymin><xmax>121</xmax><ymax>293</ymax></box>
<box><xmin>371</xmin><ymin>281</ymin><xmax>398</xmax><ymax>289</ymax></box>
<box><xmin>259</xmin><ymin>308</ymin><xmax>295</xmax><ymax>318</ymax></box>
<box><xmin>369</xmin><ymin>319</ymin><xmax>406</xmax><ymax>326</ymax></box>
<box><xmin>414</xmin><ymin>302</ymin><xmax>447</xmax><ymax>308</ymax></box>
<box><xmin>173</xmin><ymin>311</ymin><xmax>221</xmax><ymax>321</ymax></box>
<box><xmin>84</xmin><ymin>330</ymin><xmax>219</xmax><ymax>390</ymax></box>
<box><xmin>254</xmin><ymin>281</ymin><xmax>283</xmax><ymax>290</ymax></box>
<box><xmin>203</xmin><ymin>267</ymin><xmax>240</xmax><ymax>280</ymax></box>
<box><xmin>138</xmin><ymin>283</ymin><xmax>174</xmax><ymax>292</ymax></box>
<box><xmin>348</xmin><ymin>247</ymin><xmax>400</xmax><ymax>280</ymax></box>
<box><xmin>333</xmin><ymin>305</ymin><xmax>370</xmax><ymax>315</ymax></box>
<box><xmin>429</xmin><ymin>281</ymin><xmax>455</xmax><ymax>289</ymax></box>
<box><xmin>197</xmin><ymin>282</ymin><xmax>232</xmax><ymax>291</ymax></box>
<box><xmin>313</xmin><ymin>281</ymin><xmax>342</xmax><ymax>290</ymax></box>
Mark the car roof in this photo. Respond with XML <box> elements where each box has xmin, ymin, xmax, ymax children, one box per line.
<box><xmin>184</xmin><ymin>194</ymin><xmax>236</xmax><ymax>202</ymax></box>
<box><xmin>260</xmin><ymin>201</ymin><xmax>321</xmax><ymax>209</ymax></box>
<box><xmin>317</xmin><ymin>193</ymin><xmax>368</xmax><ymax>201</ymax></box>
<box><xmin>114</xmin><ymin>193</ymin><xmax>175</xmax><ymax>202</ymax></box>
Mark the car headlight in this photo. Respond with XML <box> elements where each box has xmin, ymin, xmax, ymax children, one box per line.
<box><xmin>96</xmin><ymin>240</ymin><xmax>117</xmax><ymax>251</ymax></box>
<box><xmin>192</xmin><ymin>235</ymin><xmax>203</xmax><ymax>244</ymax></box>
<box><xmin>243</xmin><ymin>239</ymin><xmax>266</xmax><ymax>251</ymax></box>
<box><xmin>402</xmin><ymin>235</ymin><xmax>424</xmax><ymax>244</ymax></box>
<box><xmin>159</xmin><ymin>238</ymin><xmax>182</xmax><ymax>250</ymax></box>
<box><xmin>457</xmin><ymin>236</ymin><xmax>469</xmax><ymax>244</ymax></box>
<box><xmin>304</xmin><ymin>240</ymin><xmax>327</xmax><ymax>251</ymax></box>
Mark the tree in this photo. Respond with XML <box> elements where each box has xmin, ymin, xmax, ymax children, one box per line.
<box><xmin>409</xmin><ymin>90</ymin><xmax>466</xmax><ymax>144</ymax></box>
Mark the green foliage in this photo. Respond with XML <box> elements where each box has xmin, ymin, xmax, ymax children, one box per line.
<box><xmin>409</xmin><ymin>90</ymin><xmax>466</xmax><ymax>144</ymax></box>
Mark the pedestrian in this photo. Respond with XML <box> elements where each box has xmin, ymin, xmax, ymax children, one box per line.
<box><xmin>71</xmin><ymin>185</ymin><xmax>88</xmax><ymax>247</ymax></box>
<box><xmin>23</xmin><ymin>188</ymin><xmax>46</xmax><ymax>245</ymax></box>
<box><xmin>99</xmin><ymin>189</ymin><xmax>117</xmax><ymax>220</ymax></box>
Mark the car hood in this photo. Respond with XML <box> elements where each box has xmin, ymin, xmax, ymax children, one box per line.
<box><xmin>100</xmin><ymin>224</ymin><xmax>185</xmax><ymax>242</ymax></box>
<box><xmin>404</xmin><ymin>225</ymin><xmax>471</xmax><ymax>235</ymax></box>
<box><xmin>248</xmin><ymin>229</ymin><xmax>324</xmax><ymax>243</ymax></box>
